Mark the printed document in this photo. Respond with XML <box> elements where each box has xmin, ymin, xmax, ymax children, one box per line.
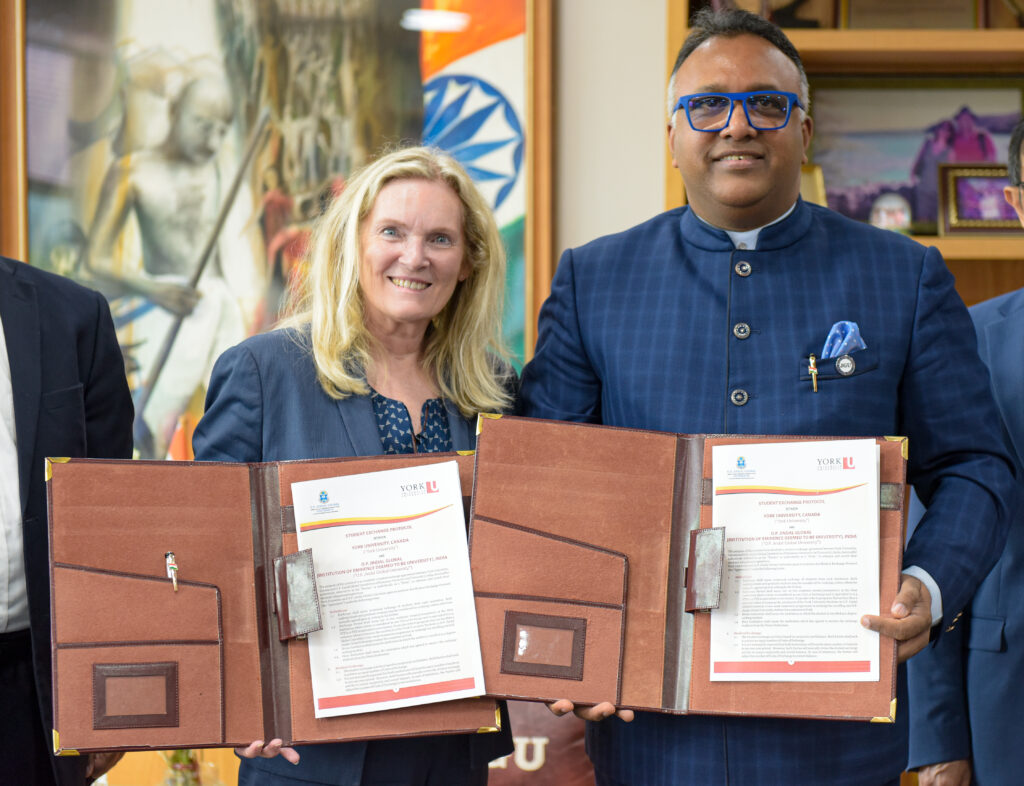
<box><xmin>293</xmin><ymin>460</ymin><xmax>484</xmax><ymax>716</ymax></box>
<box><xmin>709</xmin><ymin>439</ymin><xmax>880</xmax><ymax>682</ymax></box>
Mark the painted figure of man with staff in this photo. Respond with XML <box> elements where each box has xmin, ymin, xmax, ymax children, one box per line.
<box><xmin>87</xmin><ymin>72</ymin><xmax>251</xmax><ymax>458</ymax></box>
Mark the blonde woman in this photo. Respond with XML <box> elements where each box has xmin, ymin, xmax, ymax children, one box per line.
<box><xmin>194</xmin><ymin>146</ymin><xmax>515</xmax><ymax>785</ymax></box>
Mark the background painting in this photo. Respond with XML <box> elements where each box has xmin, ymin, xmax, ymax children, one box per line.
<box><xmin>811</xmin><ymin>80</ymin><xmax>1022</xmax><ymax>233</ymax></box>
<box><xmin>18</xmin><ymin>3</ymin><xmax>583</xmax><ymax>782</ymax></box>
<box><xmin>24</xmin><ymin>0</ymin><xmax>528</xmax><ymax>461</ymax></box>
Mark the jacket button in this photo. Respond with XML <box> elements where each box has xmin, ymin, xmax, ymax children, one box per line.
<box><xmin>734</xmin><ymin>261</ymin><xmax>752</xmax><ymax>277</ymax></box>
<box><xmin>733</xmin><ymin>322</ymin><xmax>751</xmax><ymax>339</ymax></box>
<box><xmin>730</xmin><ymin>389</ymin><xmax>749</xmax><ymax>406</ymax></box>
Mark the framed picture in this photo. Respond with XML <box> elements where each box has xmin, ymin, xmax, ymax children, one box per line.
<box><xmin>810</xmin><ymin>77</ymin><xmax>1023</xmax><ymax>234</ymax></box>
<box><xmin>938</xmin><ymin>163</ymin><xmax>1019</xmax><ymax>234</ymax></box>
<box><xmin>702</xmin><ymin>1</ymin><xmax>838</xmax><ymax>28</ymax></box>
<box><xmin>839</xmin><ymin>0</ymin><xmax>983</xmax><ymax>28</ymax></box>
<box><xmin>987</xmin><ymin>0</ymin><xmax>1024</xmax><ymax>28</ymax></box>
<box><xmin>1</xmin><ymin>0</ymin><xmax>551</xmax><ymax>460</ymax></box>
<box><xmin>800</xmin><ymin>164</ymin><xmax>827</xmax><ymax>206</ymax></box>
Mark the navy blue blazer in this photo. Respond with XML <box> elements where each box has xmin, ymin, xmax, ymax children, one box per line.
<box><xmin>907</xmin><ymin>287</ymin><xmax>1024</xmax><ymax>784</ymax></box>
<box><xmin>520</xmin><ymin>200</ymin><xmax>1016</xmax><ymax>785</ymax></box>
<box><xmin>193</xmin><ymin>327</ymin><xmax>513</xmax><ymax>784</ymax></box>
<box><xmin>0</xmin><ymin>257</ymin><xmax>133</xmax><ymax>785</ymax></box>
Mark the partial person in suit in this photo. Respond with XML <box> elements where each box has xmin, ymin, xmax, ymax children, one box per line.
<box><xmin>907</xmin><ymin>118</ymin><xmax>1024</xmax><ymax>786</ymax></box>
<box><xmin>192</xmin><ymin>146</ymin><xmax>515</xmax><ymax>786</ymax></box>
<box><xmin>0</xmin><ymin>257</ymin><xmax>134</xmax><ymax>784</ymax></box>
<box><xmin>519</xmin><ymin>9</ymin><xmax>1016</xmax><ymax>785</ymax></box>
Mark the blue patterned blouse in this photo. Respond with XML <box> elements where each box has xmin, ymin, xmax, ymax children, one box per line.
<box><xmin>368</xmin><ymin>388</ymin><xmax>452</xmax><ymax>454</ymax></box>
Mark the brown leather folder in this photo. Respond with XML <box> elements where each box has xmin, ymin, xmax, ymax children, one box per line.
<box><xmin>47</xmin><ymin>453</ymin><xmax>500</xmax><ymax>754</ymax></box>
<box><xmin>469</xmin><ymin>415</ymin><xmax>906</xmax><ymax>722</ymax></box>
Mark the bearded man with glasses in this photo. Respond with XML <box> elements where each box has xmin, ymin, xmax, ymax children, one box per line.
<box><xmin>519</xmin><ymin>7</ymin><xmax>1015</xmax><ymax>785</ymax></box>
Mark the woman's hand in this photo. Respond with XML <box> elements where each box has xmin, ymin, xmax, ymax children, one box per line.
<box><xmin>547</xmin><ymin>699</ymin><xmax>634</xmax><ymax>722</ymax></box>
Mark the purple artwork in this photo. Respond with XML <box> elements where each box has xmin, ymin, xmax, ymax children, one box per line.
<box><xmin>910</xmin><ymin>108</ymin><xmax>999</xmax><ymax>223</ymax></box>
<box><xmin>955</xmin><ymin>177</ymin><xmax>1017</xmax><ymax>221</ymax></box>
<box><xmin>812</xmin><ymin>86</ymin><xmax>1022</xmax><ymax>231</ymax></box>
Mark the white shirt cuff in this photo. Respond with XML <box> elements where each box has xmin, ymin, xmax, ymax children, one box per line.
<box><xmin>902</xmin><ymin>565</ymin><xmax>943</xmax><ymax>626</ymax></box>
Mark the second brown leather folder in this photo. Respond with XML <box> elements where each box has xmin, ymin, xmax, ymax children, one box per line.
<box><xmin>468</xmin><ymin>415</ymin><xmax>906</xmax><ymax>722</ymax></box>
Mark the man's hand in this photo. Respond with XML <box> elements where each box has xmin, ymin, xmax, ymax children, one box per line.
<box><xmin>236</xmin><ymin>738</ymin><xmax>301</xmax><ymax>764</ymax></box>
<box><xmin>547</xmin><ymin>699</ymin><xmax>634</xmax><ymax>723</ymax></box>
<box><xmin>917</xmin><ymin>759</ymin><xmax>972</xmax><ymax>786</ymax></box>
<box><xmin>860</xmin><ymin>573</ymin><xmax>932</xmax><ymax>662</ymax></box>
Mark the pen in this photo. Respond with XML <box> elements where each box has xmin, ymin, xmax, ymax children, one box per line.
<box><xmin>808</xmin><ymin>354</ymin><xmax>818</xmax><ymax>393</ymax></box>
<box><xmin>165</xmin><ymin>551</ymin><xmax>178</xmax><ymax>592</ymax></box>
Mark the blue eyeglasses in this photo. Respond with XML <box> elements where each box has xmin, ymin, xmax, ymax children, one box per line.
<box><xmin>674</xmin><ymin>90</ymin><xmax>804</xmax><ymax>132</ymax></box>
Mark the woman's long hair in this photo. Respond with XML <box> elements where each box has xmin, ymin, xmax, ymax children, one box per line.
<box><xmin>280</xmin><ymin>146</ymin><xmax>512</xmax><ymax>415</ymax></box>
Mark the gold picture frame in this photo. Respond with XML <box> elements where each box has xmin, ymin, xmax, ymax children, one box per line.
<box><xmin>800</xmin><ymin>164</ymin><xmax>828</xmax><ymax>206</ymax></box>
<box><xmin>938</xmin><ymin>163</ymin><xmax>1019</xmax><ymax>234</ymax></box>
<box><xmin>0</xmin><ymin>0</ymin><xmax>26</xmax><ymax>261</ymax></box>
<box><xmin>735</xmin><ymin>0</ymin><xmax>838</xmax><ymax>28</ymax></box>
<box><xmin>839</xmin><ymin>0</ymin><xmax>983</xmax><ymax>29</ymax></box>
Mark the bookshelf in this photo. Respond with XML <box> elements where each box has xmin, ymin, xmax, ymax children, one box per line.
<box><xmin>665</xmin><ymin>3</ymin><xmax>1024</xmax><ymax>302</ymax></box>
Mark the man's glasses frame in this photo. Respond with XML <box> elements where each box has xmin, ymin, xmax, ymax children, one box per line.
<box><xmin>674</xmin><ymin>90</ymin><xmax>804</xmax><ymax>133</ymax></box>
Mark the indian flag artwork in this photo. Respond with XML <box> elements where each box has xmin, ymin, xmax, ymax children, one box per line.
<box><xmin>420</xmin><ymin>0</ymin><xmax>527</xmax><ymax>363</ymax></box>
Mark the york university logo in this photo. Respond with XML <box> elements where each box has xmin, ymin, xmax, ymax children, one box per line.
<box><xmin>817</xmin><ymin>456</ymin><xmax>856</xmax><ymax>470</ymax></box>
<box><xmin>400</xmin><ymin>480</ymin><xmax>440</xmax><ymax>498</ymax></box>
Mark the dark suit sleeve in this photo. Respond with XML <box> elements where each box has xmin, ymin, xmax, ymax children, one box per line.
<box><xmin>192</xmin><ymin>343</ymin><xmax>265</xmax><ymax>462</ymax></box>
<box><xmin>901</xmin><ymin>247</ymin><xmax>1016</xmax><ymax>622</ymax></box>
<box><xmin>907</xmin><ymin>624</ymin><xmax>972</xmax><ymax>769</ymax></box>
<box><xmin>905</xmin><ymin>489</ymin><xmax>972</xmax><ymax>770</ymax></box>
<box><xmin>520</xmin><ymin>248</ymin><xmax>602</xmax><ymax>422</ymax></box>
<box><xmin>84</xmin><ymin>289</ymin><xmax>133</xmax><ymax>459</ymax></box>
